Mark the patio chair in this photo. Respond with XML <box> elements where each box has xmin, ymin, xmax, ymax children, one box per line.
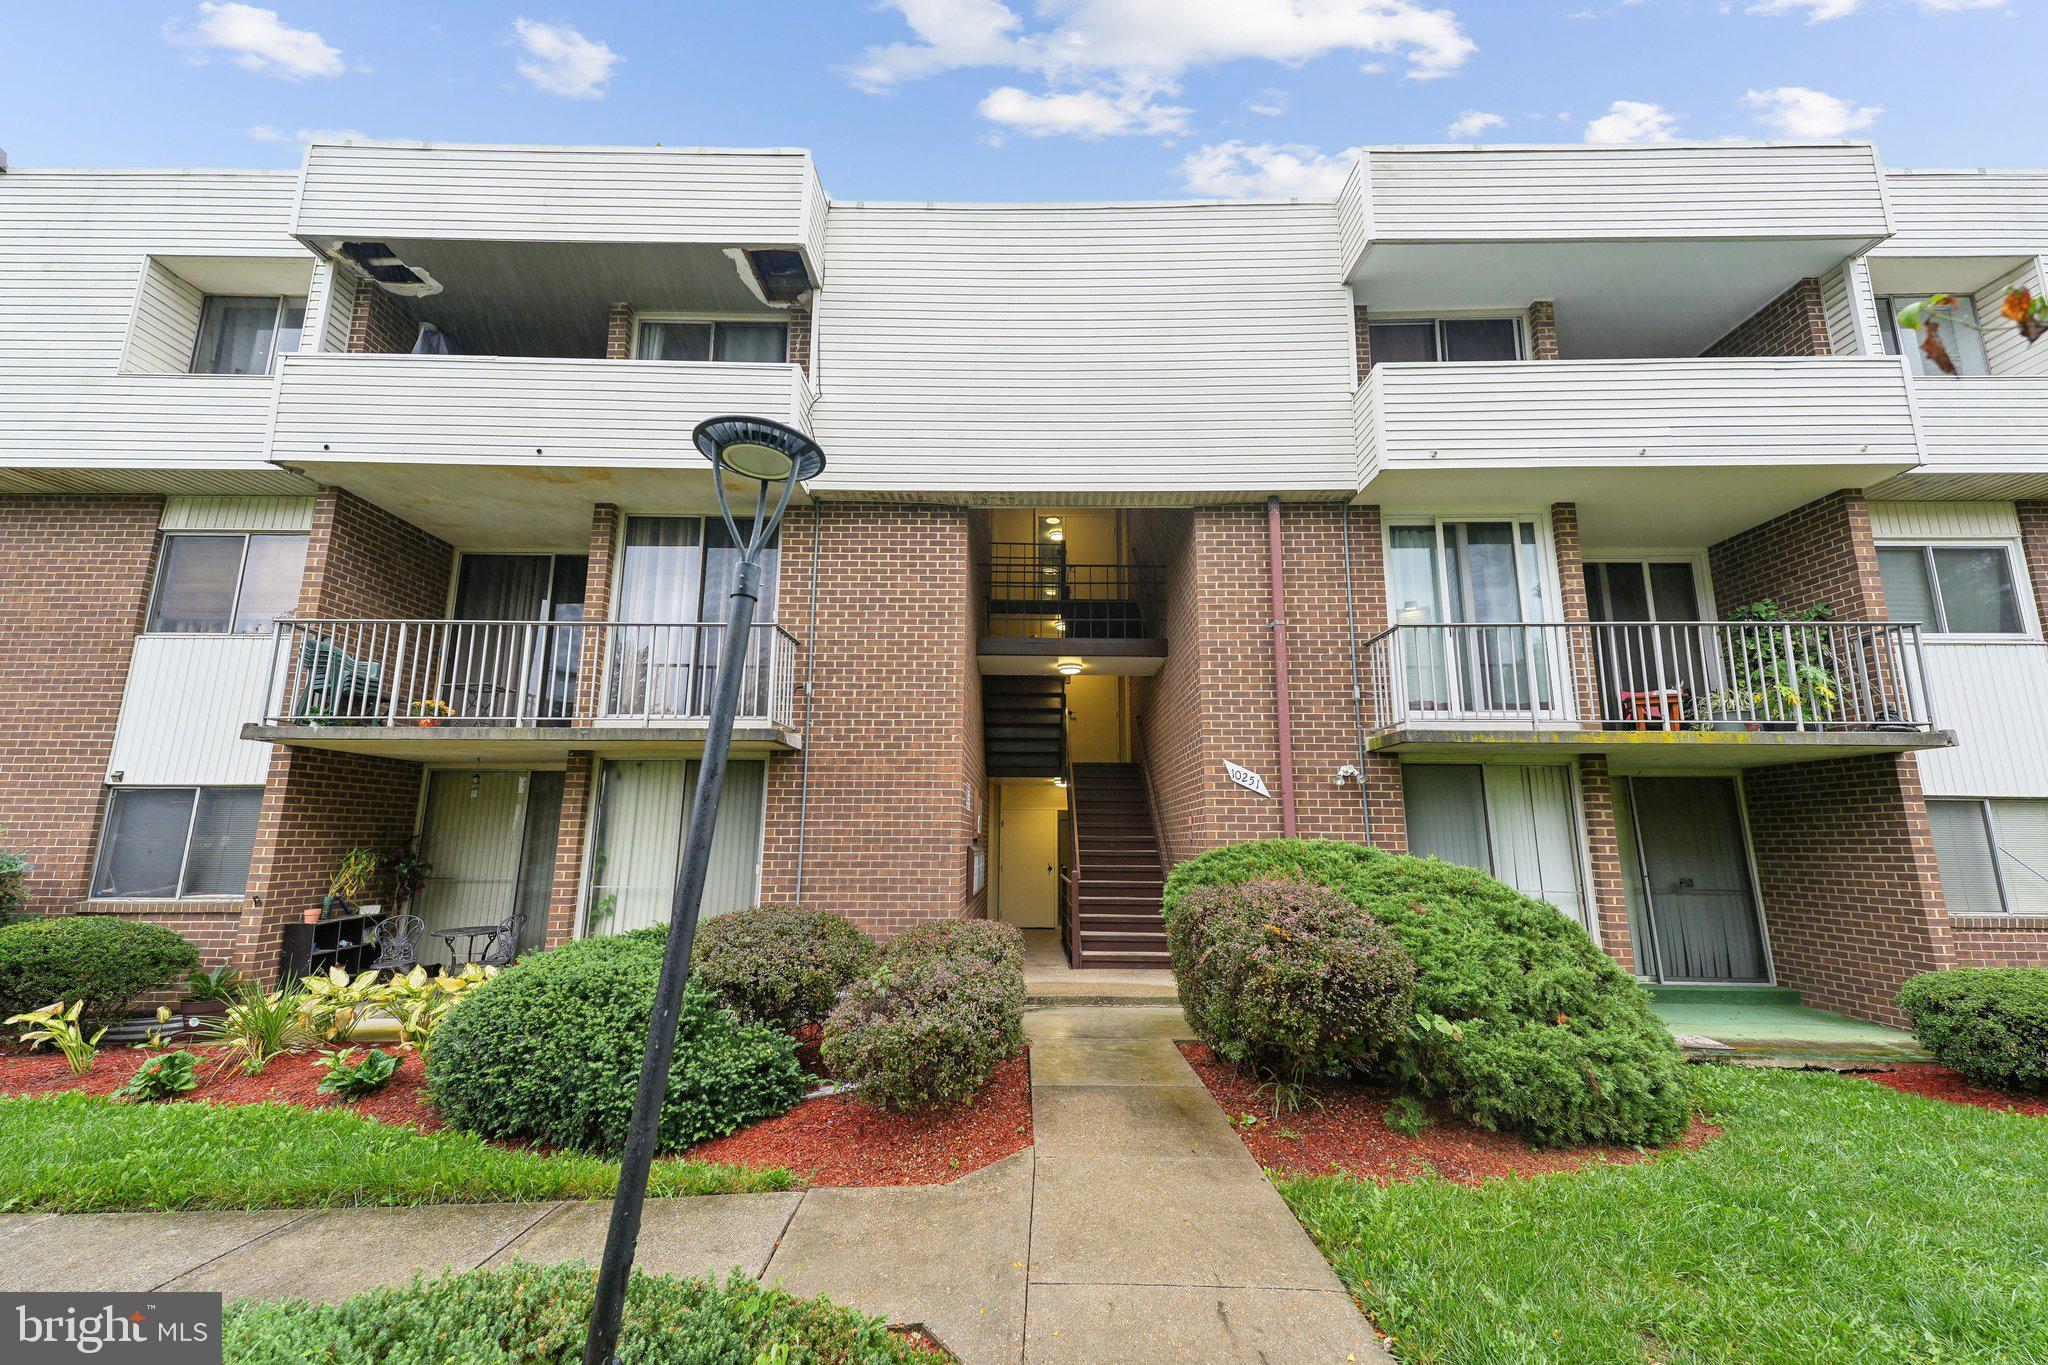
<box><xmin>291</xmin><ymin>634</ymin><xmax>386</xmax><ymax>722</ymax></box>
<box><xmin>367</xmin><ymin>914</ymin><xmax>425</xmax><ymax>971</ymax></box>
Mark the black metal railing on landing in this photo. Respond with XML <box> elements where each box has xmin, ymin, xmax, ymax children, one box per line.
<box><xmin>982</xmin><ymin>542</ymin><xmax>1165</xmax><ymax>640</ymax></box>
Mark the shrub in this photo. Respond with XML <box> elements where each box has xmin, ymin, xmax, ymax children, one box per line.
<box><xmin>886</xmin><ymin>918</ymin><xmax>1025</xmax><ymax>970</ymax></box>
<box><xmin>1165</xmin><ymin>877</ymin><xmax>1415</xmax><ymax>1079</ymax></box>
<box><xmin>693</xmin><ymin>905</ymin><xmax>878</xmax><ymax>1028</ymax></box>
<box><xmin>1898</xmin><ymin>968</ymin><xmax>2048</xmax><ymax>1093</ymax></box>
<box><xmin>0</xmin><ymin>916</ymin><xmax>200</xmax><ymax>1028</ymax></box>
<box><xmin>0</xmin><ymin>849</ymin><xmax>26</xmax><ymax>927</ymax></box>
<box><xmin>1163</xmin><ymin>840</ymin><xmax>1690</xmax><ymax>1149</ymax></box>
<box><xmin>115</xmin><ymin>1050</ymin><xmax>201</xmax><ymax>1103</ymax></box>
<box><xmin>822</xmin><ymin>946</ymin><xmax>1024</xmax><ymax>1111</ymax></box>
<box><xmin>222</xmin><ymin>1262</ymin><xmax>946</xmax><ymax>1364</ymax></box>
<box><xmin>426</xmin><ymin>933</ymin><xmax>805</xmax><ymax>1154</ymax></box>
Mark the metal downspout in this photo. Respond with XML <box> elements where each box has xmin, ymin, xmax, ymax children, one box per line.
<box><xmin>1266</xmin><ymin>496</ymin><xmax>1298</xmax><ymax>837</ymax></box>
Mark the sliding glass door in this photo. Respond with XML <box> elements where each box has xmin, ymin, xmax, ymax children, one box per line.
<box><xmin>448</xmin><ymin>554</ymin><xmax>587</xmax><ymax>723</ymax></box>
<box><xmin>1387</xmin><ymin>520</ymin><xmax>1556</xmax><ymax>720</ymax></box>
<box><xmin>1584</xmin><ymin>560</ymin><xmax>1707</xmax><ymax>727</ymax></box>
<box><xmin>606</xmin><ymin>517</ymin><xmax>780</xmax><ymax>721</ymax></box>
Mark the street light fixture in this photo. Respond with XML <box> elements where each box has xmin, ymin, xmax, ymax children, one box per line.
<box><xmin>582</xmin><ymin>415</ymin><xmax>824</xmax><ymax>1365</ymax></box>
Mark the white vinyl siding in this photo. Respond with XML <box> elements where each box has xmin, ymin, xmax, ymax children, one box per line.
<box><xmin>1877</xmin><ymin>170</ymin><xmax>2048</xmax><ymax>258</ymax></box>
<box><xmin>584</xmin><ymin>759</ymin><xmax>765</xmax><ymax>936</ymax></box>
<box><xmin>1819</xmin><ymin>260</ymin><xmax>1881</xmax><ymax>357</ymax></box>
<box><xmin>160</xmin><ymin>495</ymin><xmax>316</xmax><ymax>534</ymax></box>
<box><xmin>106</xmin><ymin>635</ymin><xmax>279</xmax><ymax>786</ymax></box>
<box><xmin>120</xmin><ymin>259</ymin><xmax>206</xmax><ymax>373</ymax></box>
<box><xmin>1975</xmin><ymin>258</ymin><xmax>2048</xmax><ymax>378</ymax></box>
<box><xmin>810</xmin><ymin>200</ymin><xmax>1356</xmax><ymax>495</ymax></box>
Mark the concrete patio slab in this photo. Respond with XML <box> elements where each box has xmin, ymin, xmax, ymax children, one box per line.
<box><xmin>6</xmin><ymin>1210</ymin><xmax>307</xmax><ymax>1292</ymax></box>
<box><xmin>1032</xmin><ymin>1082</ymin><xmax>1248</xmax><ymax>1160</ymax></box>
<box><xmin>1024</xmin><ymin>1282</ymin><xmax>1389</xmax><ymax>1364</ymax></box>
<box><xmin>1023</xmin><ymin>1004</ymin><xmax>1192</xmax><ymax>1041</ymax></box>
<box><xmin>1028</xmin><ymin>1037</ymin><xmax>1201</xmax><ymax>1088</ymax></box>
<box><xmin>766</xmin><ymin>1151</ymin><xmax>1032</xmax><ymax>1365</ymax></box>
<box><xmin>1030</xmin><ymin>1156</ymin><xmax>1343</xmax><ymax>1292</ymax></box>
<box><xmin>166</xmin><ymin>1202</ymin><xmax>555</xmax><ymax>1302</ymax></box>
<box><xmin>487</xmin><ymin>1192</ymin><xmax>802</xmax><ymax>1282</ymax></box>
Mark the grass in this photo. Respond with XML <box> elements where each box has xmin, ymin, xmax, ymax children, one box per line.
<box><xmin>0</xmin><ymin>1092</ymin><xmax>794</xmax><ymax>1213</ymax></box>
<box><xmin>1281</xmin><ymin>1066</ymin><xmax>2048</xmax><ymax>1365</ymax></box>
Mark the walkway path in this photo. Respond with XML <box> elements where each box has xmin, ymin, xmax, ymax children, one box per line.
<box><xmin>1</xmin><ymin>1006</ymin><xmax>1390</xmax><ymax>1363</ymax></box>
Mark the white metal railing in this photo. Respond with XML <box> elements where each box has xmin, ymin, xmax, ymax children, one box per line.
<box><xmin>264</xmin><ymin>619</ymin><xmax>799</xmax><ymax>731</ymax></box>
<box><xmin>1362</xmin><ymin>621</ymin><xmax>1935</xmax><ymax>733</ymax></box>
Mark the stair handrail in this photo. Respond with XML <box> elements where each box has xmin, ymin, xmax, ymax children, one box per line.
<box><xmin>1060</xmin><ymin>683</ymin><xmax>1083</xmax><ymax>966</ymax></box>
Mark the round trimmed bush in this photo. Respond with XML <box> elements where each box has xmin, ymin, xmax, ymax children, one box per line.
<box><xmin>1898</xmin><ymin>968</ymin><xmax>2048</xmax><ymax>1093</ymax></box>
<box><xmin>1163</xmin><ymin>840</ymin><xmax>1690</xmax><ymax>1149</ymax></box>
<box><xmin>693</xmin><ymin>905</ymin><xmax>878</xmax><ymax>1028</ymax></box>
<box><xmin>1165</xmin><ymin>877</ymin><xmax>1415</xmax><ymax>1078</ymax></box>
<box><xmin>223</xmin><ymin>1262</ymin><xmax>947</xmax><ymax>1364</ymax></box>
<box><xmin>426</xmin><ymin>932</ymin><xmax>805</xmax><ymax>1154</ymax></box>
<box><xmin>887</xmin><ymin>918</ymin><xmax>1023</xmax><ymax>970</ymax></box>
<box><xmin>822</xmin><ymin>935</ymin><xmax>1025</xmax><ymax>1111</ymax></box>
<box><xmin>0</xmin><ymin>915</ymin><xmax>200</xmax><ymax>1027</ymax></box>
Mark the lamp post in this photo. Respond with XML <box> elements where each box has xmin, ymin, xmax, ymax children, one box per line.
<box><xmin>582</xmin><ymin>416</ymin><xmax>825</xmax><ymax>1365</ymax></box>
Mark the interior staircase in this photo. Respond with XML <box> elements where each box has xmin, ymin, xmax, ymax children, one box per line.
<box><xmin>982</xmin><ymin>676</ymin><xmax>1066</xmax><ymax>779</ymax></box>
<box><xmin>1068</xmin><ymin>762</ymin><xmax>1169</xmax><ymax>968</ymax></box>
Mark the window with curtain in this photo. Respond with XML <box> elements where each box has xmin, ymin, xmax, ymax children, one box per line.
<box><xmin>1368</xmin><ymin>316</ymin><xmax>1523</xmax><ymax>365</ymax></box>
<box><xmin>1875</xmin><ymin>294</ymin><xmax>1991</xmax><ymax>377</ymax></box>
<box><xmin>1385</xmin><ymin>519</ymin><xmax>1552</xmax><ymax>715</ymax></box>
<box><xmin>145</xmin><ymin>532</ymin><xmax>309</xmax><ymax>635</ymax></box>
<box><xmin>608</xmin><ymin>517</ymin><xmax>780</xmax><ymax>718</ymax></box>
<box><xmin>92</xmin><ymin>787</ymin><xmax>262</xmax><ymax>899</ymax></box>
<box><xmin>637</xmin><ymin>319</ymin><xmax>790</xmax><ymax>363</ymax></box>
<box><xmin>1929</xmin><ymin>798</ymin><xmax>2048</xmax><ymax>916</ymax></box>
<box><xmin>584</xmin><ymin>759</ymin><xmax>767</xmax><ymax>935</ymax></box>
<box><xmin>1401</xmin><ymin>763</ymin><xmax>1589</xmax><ymax>924</ymax></box>
<box><xmin>1875</xmin><ymin>544</ymin><xmax>2024</xmax><ymax>635</ymax></box>
<box><xmin>190</xmin><ymin>295</ymin><xmax>305</xmax><ymax>375</ymax></box>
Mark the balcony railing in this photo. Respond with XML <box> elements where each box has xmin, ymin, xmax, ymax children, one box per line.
<box><xmin>1362</xmin><ymin>621</ymin><xmax>1935</xmax><ymax>734</ymax></box>
<box><xmin>983</xmin><ymin>543</ymin><xmax>1164</xmax><ymax>641</ymax></box>
<box><xmin>263</xmin><ymin>619</ymin><xmax>799</xmax><ymax>731</ymax></box>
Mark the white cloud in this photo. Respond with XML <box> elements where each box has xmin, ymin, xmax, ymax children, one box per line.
<box><xmin>1743</xmin><ymin>85</ymin><xmax>1880</xmax><ymax>138</ymax></box>
<box><xmin>1446</xmin><ymin>109</ymin><xmax>1505</xmax><ymax>139</ymax></box>
<box><xmin>1746</xmin><ymin>0</ymin><xmax>2005</xmax><ymax>18</ymax></box>
<box><xmin>1583</xmin><ymin>99</ymin><xmax>1680</xmax><ymax>143</ymax></box>
<box><xmin>979</xmin><ymin>86</ymin><xmax>1190</xmax><ymax>137</ymax></box>
<box><xmin>511</xmin><ymin>19</ymin><xmax>619</xmax><ymax>99</ymax></box>
<box><xmin>169</xmin><ymin>3</ymin><xmax>344</xmax><ymax>79</ymax></box>
<box><xmin>849</xmin><ymin>0</ymin><xmax>1475</xmax><ymax>139</ymax></box>
<box><xmin>1246</xmin><ymin>87</ymin><xmax>1289</xmax><ymax>117</ymax></box>
<box><xmin>249</xmin><ymin>124</ymin><xmax>369</xmax><ymax>145</ymax></box>
<box><xmin>1180</xmin><ymin>141</ymin><xmax>1363</xmax><ymax>199</ymax></box>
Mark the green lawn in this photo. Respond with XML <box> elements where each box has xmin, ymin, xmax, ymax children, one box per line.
<box><xmin>1282</xmin><ymin>1067</ymin><xmax>2048</xmax><ymax>1365</ymax></box>
<box><xmin>0</xmin><ymin>1092</ymin><xmax>793</xmax><ymax>1213</ymax></box>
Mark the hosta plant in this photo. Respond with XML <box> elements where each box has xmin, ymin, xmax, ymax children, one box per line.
<box><xmin>381</xmin><ymin>964</ymin><xmax>496</xmax><ymax>1053</ymax></box>
<box><xmin>6</xmin><ymin>1000</ymin><xmax>106</xmax><ymax>1075</ymax></box>
<box><xmin>115</xmin><ymin>1049</ymin><xmax>202</xmax><ymax>1102</ymax></box>
<box><xmin>316</xmin><ymin>1047</ymin><xmax>400</xmax><ymax>1100</ymax></box>
<box><xmin>296</xmin><ymin>966</ymin><xmax>388</xmax><ymax>1043</ymax></box>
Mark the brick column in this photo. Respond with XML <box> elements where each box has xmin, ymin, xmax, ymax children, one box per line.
<box><xmin>346</xmin><ymin>285</ymin><xmax>417</xmax><ymax>354</ymax></box>
<box><xmin>1352</xmin><ymin>304</ymin><xmax>1372</xmax><ymax>380</ymax></box>
<box><xmin>1704</xmin><ymin>278</ymin><xmax>1831</xmax><ymax>358</ymax></box>
<box><xmin>786</xmin><ymin>299</ymin><xmax>813</xmax><ymax>378</ymax></box>
<box><xmin>604</xmin><ymin>304</ymin><xmax>635</xmax><ymax>360</ymax></box>
<box><xmin>1576</xmin><ymin>755</ymin><xmax>1635</xmax><ymax>973</ymax></box>
<box><xmin>1527</xmin><ymin>300</ymin><xmax>1560</xmax><ymax>360</ymax></box>
<box><xmin>545</xmin><ymin>753</ymin><xmax>596</xmax><ymax>948</ymax></box>
<box><xmin>1551</xmin><ymin>502</ymin><xmax>1601</xmax><ymax>726</ymax></box>
<box><xmin>573</xmin><ymin>505</ymin><xmax>619</xmax><ymax>721</ymax></box>
<box><xmin>2017</xmin><ymin>501</ymin><xmax>2048</xmax><ymax>624</ymax></box>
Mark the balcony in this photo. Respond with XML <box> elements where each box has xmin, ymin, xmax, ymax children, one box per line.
<box><xmin>243</xmin><ymin>618</ymin><xmax>801</xmax><ymax>761</ymax></box>
<box><xmin>978</xmin><ymin>544</ymin><xmax>1167</xmax><ymax>675</ymax></box>
<box><xmin>0</xmin><ymin>372</ymin><xmax>299</xmax><ymax>495</ymax></box>
<box><xmin>1360</xmin><ymin>621</ymin><xmax>1953</xmax><ymax>769</ymax></box>
<box><xmin>267</xmin><ymin>352</ymin><xmax>817</xmax><ymax>545</ymax></box>
<box><xmin>1353</xmin><ymin>356</ymin><xmax>1921</xmax><ymax>543</ymax></box>
<box><xmin>1873</xmin><ymin>377</ymin><xmax>2048</xmax><ymax>501</ymax></box>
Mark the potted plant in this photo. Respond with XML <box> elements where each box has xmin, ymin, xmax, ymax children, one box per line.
<box><xmin>1707</xmin><ymin>601</ymin><xmax>1842</xmax><ymax>732</ymax></box>
<box><xmin>321</xmin><ymin>846</ymin><xmax>379</xmax><ymax>920</ymax></box>
<box><xmin>379</xmin><ymin>837</ymin><xmax>433</xmax><ymax>915</ymax></box>
<box><xmin>408</xmin><ymin>699</ymin><xmax>454</xmax><ymax>728</ymax></box>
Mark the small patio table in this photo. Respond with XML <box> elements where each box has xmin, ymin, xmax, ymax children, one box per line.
<box><xmin>431</xmin><ymin>922</ymin><xmax>508</xmax><ymax>967</ymax></box>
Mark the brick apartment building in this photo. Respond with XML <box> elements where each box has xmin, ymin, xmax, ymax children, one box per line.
<box><xmin>2</xmin><ymin>141</ymin><xmax>2045</xmax><ymax>1025</ymax></box>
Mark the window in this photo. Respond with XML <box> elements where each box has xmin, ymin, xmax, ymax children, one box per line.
<box><xmin>146</xmin><ymin>532</ymin><xmax>309</xmax><ymax>634</ymax></box>
<box><xmin>191</xmin><ymin>295</ymin><xmax>306</xmax><ymax>375</ymax></box>
<box><xmin>585</xmin><ymin>759</ymin><xmax>766</xmax><ymax>934</ymax></box>
<box><xmin>1402</xmin><ymin>763</ymin><xmax>1588</xmax><ymax>924</ymax></box>
<box><xmin>1876</xmin><ymin>294</ymin><xmax>1990</xmax><ymax>377</ymax></box>
<box><xmin>1875</xmin><ymin>544</ymin><xmax>2024</xmax><ymax>636</ymax></box>
<box><xmin>636</xmin><ymin>319</ymin><xmax>789</xmax><ymax>364</ymax></box>
<box><xmin>1368</xmin><ymin>316</ymin><xmax>1523</xmax><ymax>365</ymax></box>
<box><xmin>92</xmin><ymin>787</ymin><xmax>262</xmax><ymax>899</ymax></box>
<box><xmin>1928</xmin><ymin>798</ymin><xmax>2048</xmax><ymax>916</ymax></box>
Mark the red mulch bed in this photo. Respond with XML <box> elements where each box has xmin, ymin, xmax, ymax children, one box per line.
<box><xmin>1178</xmin><ymin>1043</ymin><xmax>1715</xmax><ymax>1184</ymax></box>
<box><xmin>0</xmin><ymin>1044</ymin><xmax>443</xmax><ymax>1128</ymax></box>
<box><xmin>1864</xmin><ymin>1063</ymin><xmax>2048</xmax><ymax>1117</ymax></box>
<box><xmin>687</xmin><ymin>1052</ymin><xmax>1033</xmax><ymax>1187</ymax></box>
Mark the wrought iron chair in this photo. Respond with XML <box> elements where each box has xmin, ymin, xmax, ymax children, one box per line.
<box><xmin>367</xmin><ymin>914</ymin><xmax>426</xmax><ymax>971</ymax></box>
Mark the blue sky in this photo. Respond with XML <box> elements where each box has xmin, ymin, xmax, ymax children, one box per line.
<box><xmin>1</xmin><ymin>1</ymin><xmax>2040</xmax><ymax>199</ymax></box>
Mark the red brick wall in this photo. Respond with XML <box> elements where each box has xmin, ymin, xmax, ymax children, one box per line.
<box><xmin>1703</xmin><ymin>277</ymin><xmax>1831</xmax><ymax>358</ymax></box>
<box><xmin>605</xmin><ymin>305</ymin><xmax>634</xmax><ymax>360</ymax></box>
<box><xmin>1352</xmin><ymin>305</ymin><xmax>1371</xmax><ymax>379</ymax></box>
<box><xmin>0</xmin><ymin>495</ymin><xmax>163</xmax><ymax>911</ymax></box>
<box><xmin>2017</xmin><ymin>501</ymin><xmax>2048</xmax><ymax>628</ymax></box>
<box><xmin>757</xmin><ymin>504</ymin><xmax>982</xmax><ymax>935</ymax></box>
<box><xmin>786</xmin><ymin>300</ymin><xmax>813</xmax><ymax>378</ymax></box>
<box><xmin>347</xmin><ymin>284</ymin><xmax>417</xmax><ymax>355</ymax></box>
<box><xmin>1708</xmin><ymin>491</ymin><xmax>1885</xmax><ymax>619</ymax></box>
<box><xmin>1948</xmin><ymin>920</ymin><xmax>2048</xmax><ymax>968</ymax></box>
<box><xmin>545</xmin><ymin>752</ymin><xmax>596</xmax><ymax>949</ymax></box>
<box><xmin>1742</xmin><ymin>755</ymin><xmax>1952</xmax><ymax>1024</ymax></box>
<box><xmin>299</xmin><ymin>490</ymin><xmax>453</xmax><ymax>621</ymax></box>
<box><xmin>1527</xmin><ymin>301</ymin><xmax>1560</xmax><ymax>360</ymax></box>
<box><xmin>1575</xmin><ymin>756</ymin><xmax>1635</xmax><ymax>972</ymax></box>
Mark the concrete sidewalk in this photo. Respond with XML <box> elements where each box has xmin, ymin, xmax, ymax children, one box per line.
<box><xmin>2</xmin><ymin>1006</ymin><xmax>1389</xmax><ymax>1364</ymax></box>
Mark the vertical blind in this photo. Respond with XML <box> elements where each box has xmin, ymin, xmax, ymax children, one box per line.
<box><xmin>586</xmin><ymin>759</ymin><xmax>766</xmax><ymax>936</ymax></box>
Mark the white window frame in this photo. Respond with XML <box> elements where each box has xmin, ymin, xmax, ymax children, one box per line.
<box><xmin>89</xmin><ymin>784</ymin><xmax>264</xmax><ymax>902</ymax></box>
<box><xmin>630</xmin><ymin>312</ymin><xmax>792</xmax><ymax>364</ymax></box>
<box><xmin>1873</xmin><ymin>538</ymin><xmax>2036</xmax><ymax>641</ymax></box>
<box><xmin>1928</xmin><ymin>796</ymin><xmax>2048</xmax><ymax>918</ymax></box>
<box><xmin>1874</xmin><ymin>292</ymin><xmax>1991</xmax><ymax>377</ymax></box>
<box><xmin>1367</xmin><ymin>313</ymin><xmax>1527</xmax><ymax>364</ymax></box>
<box><xmin>1582</xmin><ymin>552</ymin><xmax>1718</xmax><ymax>623</ymax></box>
<box><xmin>188</xmin><ymin>293</ymin><xmax>305</xmax><ymax>376</ymax></box>
<box><xmin>144</xmin><ymin>530</ymin><xmax>310</xmax><ymax>638</ymax></box>
<box><xmin>1381</xmin><ymin>514</ymin><xmax>1567</xmax><ymax>625</ymax></box>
